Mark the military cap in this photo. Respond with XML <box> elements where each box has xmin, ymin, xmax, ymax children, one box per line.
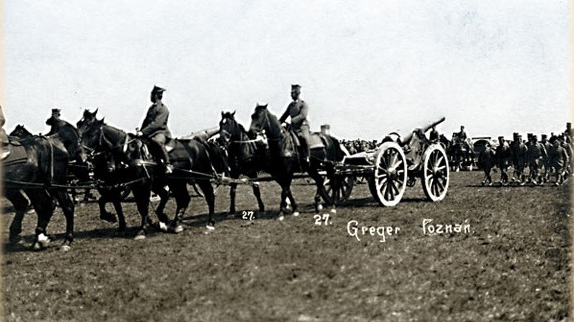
<box><xmin>152</xmin><ymin>85</ymin><xmax>166</xmax><ymax>93</ymax></box>
<box><xmin>321</xmin><ymin>124</ymin><xmax>330</xmax><ymax>130</ymax></box>
<box><xmin>541</xmin><ymin>134</ymin><xmax>547</xmax><ymax>139</ymax></box>
<box><xmin>51</xmin><ymin>108</ymin><xmax>61</xmax><ymax>116</ymax></box>
<box><xmin>291</xmin><ymin>84</ymin><xmax>301</xmax><ymax>91</ymax></box>
<box><xmin>549</xmin><ymin>136</ymin><xmax>557</xmax><ymax>143</ymax></box>
<box><xmin>498</xmin><ymin>136</ymin><xmax>504</xmax><ymax>140</ymax></box>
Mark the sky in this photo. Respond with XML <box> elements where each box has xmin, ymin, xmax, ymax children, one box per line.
<box><xmin>3</xmin><ymin>0</ymin><xmax>572</xmax><ymax>140</ymax></box>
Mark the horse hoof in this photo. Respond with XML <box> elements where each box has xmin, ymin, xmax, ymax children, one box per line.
<box><xmin>293</xmin><ymin>212</ymin><xmax>300</xmax><ymax>217</ymax></box>
<box><xmin>60</xmin><ymin>245</ymin><xmax>71</xmax><ymax>252</ymax></box>
<box><xmin>100</xmin><ymin>212</ymin><xmax>117</xmax><ymax>223</ymax></box>
<box><xmin>317</xmin><ymin>204</ymin><xmax>323</xmax><ymax>211</ymax></box>
<box><xmin>330</xmin><ymin>208</ymin><xmax>337</xmax><ymax>214</ymax></box>
<box><xmin>278</xmin><ymin>215</ymin><xmax>285</xmax><ymax>221</ymax></box>
<box><xmin>169</xmin><ymin>225</ymin><xmax>184</xmax><ymax>234</ymax></box>
<box><xmin>158</xmin><ymin>221</ymin><xmax>169</xmax><ymax>232</ymax></box>
<box><xmin>134</xmin><ymin>232</ymin><xmax>146</xmax><ymax>240</ymax></box>
<box><xmin>206</xmin><ymin>224</ymin><xmax>215</xmax><ymax>231</ymax></box>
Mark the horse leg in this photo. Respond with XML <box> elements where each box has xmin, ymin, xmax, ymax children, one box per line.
<box><xmin>27</xmin><ymin>189</ymin><xmax>54</xmax><ymax>250</ymax></box>
<box><xmin>6</xmin><ymin>190</ymin><xmax>30</xmax><ymax>243</ymax></box>
<box><xmin>198</xmin><ymin>181</ymin><xmax>215</xmax><ymax>229</ymax></box>
<box><xmin>278</xmin><ymin>183</ymin><xmax>289</xmax><ymax>220</ymax></box>
<box><xmin>307</xmin><ymin>166</ymin><xmax>325</xmax><ymax>214</ymax></box>
<box><xmin>153</xmin><ymin>185</ymin><xmax>171</xmax><ymax>230</ymax></box>
<box><xmin>252</xmin><ymin>182</ymin><xmax>265</xmax><ymax>212</ymax></box>
<box><xmin>131</xmin><ymin>185</ymin><xmax>151</xmax><ymax>240</ymax></box>
<box><xmin>97</xmin><ymin>189</ymin><xmax>118</xmax><ymax>223</ymax></box>
<box><xmin>229</xmin><ymin>182</ymin><xmax>237</xmax><ymax>215</ymax></box>
<box><xmin>52</xmin><ymin>189</ymin><xmax>75</xmax><ymax>249</ymax></box>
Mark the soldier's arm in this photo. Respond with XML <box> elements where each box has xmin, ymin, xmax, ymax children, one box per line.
<box><xmin>291</xmin><ymin>102</ymin><xmax>308</xmax><ymax>124</ymax></box>
<box><xmin>141</xmin><ymin>106</ymin><xmax>169</xmax><ymax>136</ymax></box>
<box><xmin>279</xmin><ymin>106</ymin><xmax>290</xmax><ymax>124</ymax></box>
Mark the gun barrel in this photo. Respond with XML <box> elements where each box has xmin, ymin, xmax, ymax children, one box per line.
<box><xmin>399</xmin><ymin>117</ymin><xmax>446</xmax><ymax>146</ymax></box>
<box><xmin>181</xmin><ymin>126</ymin><xmax>220</xmax><ymax>140</ymax></box>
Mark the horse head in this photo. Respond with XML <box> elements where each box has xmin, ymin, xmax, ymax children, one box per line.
<box><xmin>219</xmin><ymin>110</ymin><xmax>238</xmax><ymax>146</ymax></box>
<box><xmin>77</xmin><ymin>108</ymin><xmax>99</xmax><ymax>134</ymax></box>
<box><xmin>10</xmin><ymin>124</ymin><xmax>33</xmax><ymax>138</ymax></box>
<box><xmin>249</xmin><ymin>103</ymin><xmax>280</xmax><ymax>139</ymax></box>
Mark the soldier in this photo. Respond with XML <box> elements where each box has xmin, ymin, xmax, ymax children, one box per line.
<box><xmin>549</xmin><ymin>136</ymin><xmax>569</xmax><ymax>185</ymax></box>
<box><xmin>540</xmin><ymin>134</ymin><xmax>552</xmax><ymax>182</ymax></box>
<box><xmin>279</xmin><ymin>84</ymin><xmax>311</xmax><ymax>164</ymax></box>
<box><xmin>0</xmin><ymin>105</ymin><xmax>9</xmax><ymax>158</ymax></box>
<box><xmin>45</xmin><ymin>108</ymin><xmax>70</xmax><ymax>136</ymax></box>
<box><xmin>458</xmin><ymin>126</ymin><xmax>467</xmax><ymax>142</ymax></box>
<box><xmin>137</xmin><ymin>85</ymin><xmax>173</xmax><ymax>174</ymax></box>
<box><xmin>565</xmin><ymin>122</ymin><xmax>573</xmax><ymax>140</ymax></box>
<box><xmin>526</xmin><ymin>134</ymin><xmax>547</xmax><ymax>185</ymax></box>
<box><xmin>495</xmin><ymin>136</ymin><xmax>512</xmax><ymax>185</ymax></box>
<box><xmin>511</xmin><ymin>133</ymin><xmax>528</xmax><ymax>185</ymax></box>
<box><xmin>429</xmin><ymin>125</ymin><xmax>439</xmax><ymax>143</ymax></box>
<box><xmin>478</xmin><ymin>141</ymin><xmax>495</xmax><ymax>186</ymax></box>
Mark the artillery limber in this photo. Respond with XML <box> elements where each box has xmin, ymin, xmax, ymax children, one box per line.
<box><xmin>323</xmin><ymin>117</ymin><xmax>449</xmax><ymax>206</ymax></box>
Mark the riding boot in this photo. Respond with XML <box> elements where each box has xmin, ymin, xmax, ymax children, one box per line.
<box><xmin>160</xmin><ymin>147</ymin><xmax>173</xmax><ymax>174</ymax></box>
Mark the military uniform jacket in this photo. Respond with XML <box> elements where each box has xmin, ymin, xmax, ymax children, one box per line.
<box><xmin>140</xmin><ymin>101</ymin><xmax>171</xmax><ymax>138</ymax></box>
<box><xmin>46</xmin><ymin>117</ymin><xmax>72</xmax><ymax>136</ymax></box>
<box><xmin>549</xmin><ymin>145</ymin><xmax>569</xmax><ymax>168</ymax></box>
<box><xmin>279</xmin><ymin>100</ymin><xmax>309</xmax><ymax>130</ymax></box>
<box><xmin>527</xmin><ymin>142</ymin><xmax>547</xmax><ymax>161</ymax></box>
<box><xmin>495</xmin><ymin>142</ymin><xmax>512</xmax><ymax>167</ymax></box>
<box><xmin>512</xmin><ymin>142</ymin><xmax>528</xmax><ymax>165</ymax></box>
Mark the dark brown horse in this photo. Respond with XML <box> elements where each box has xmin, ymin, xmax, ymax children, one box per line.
<box><xmin>219</xmin><ymin>111</ymin><xmax>266</xmax><ymax>215</ymax></box>
<box><xmin>77</xmin><ymin>110</ymin><xmax>228</xmax><ymax>237</ymax></box>
<box><xmin>248</xmin><ymin>104</ymin><xmax>345</xmax><ymax>218</ymax></box>
<box><xmin>3</xmin><ymin>122</ymin><xmax>86</xmax><ymax>250</ymax></box>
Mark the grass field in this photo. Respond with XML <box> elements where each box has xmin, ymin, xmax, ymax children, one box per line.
<box><xmin>2</xmin><ymin>170</ymin><xmax>571</xmax><ymax>322</ymax></box>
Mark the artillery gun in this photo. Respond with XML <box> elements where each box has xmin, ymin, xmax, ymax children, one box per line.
<box><xmin>323</xmin><ymin>117</ymin><xmax>449</xmax><ymax>207</ymax></box>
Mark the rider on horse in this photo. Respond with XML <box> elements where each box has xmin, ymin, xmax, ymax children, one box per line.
<box><xmin>137</xmin><ymin>85</ymin><xmax>173</xmax><ymax>174</ymax></box>
<box><xmin>279</xmin><ymin>84</ymin><xmax>311</xmax><ymax>166</ymax></box>
<box><xmin>46</xmin><ymin>108</ymin><xmax>74</xmax><ymax>136</ymax></box>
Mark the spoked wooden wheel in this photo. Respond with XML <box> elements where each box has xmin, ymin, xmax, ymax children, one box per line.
<box><xmin>368</xmin><ymin>142</ymin><xmax>407</xmax><ymax>207</ymax></box>
<box><xmin>421</xmin><ymin>144</ymin><xmax>450</xmax><ymax>202</ymax></box>
<box><xmin>322</xmin><ymin>173</ymin><xmax>354</xmax><ymax>205</ymax></box>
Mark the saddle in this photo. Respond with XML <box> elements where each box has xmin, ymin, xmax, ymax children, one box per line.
<box><xmin>280</xmin><ymin>128</ymin><xmax>326</xmax><ymax>159</ymax></box>
<box><xmin>1</xmin><ymin>144</ymin><xmax>27</xmax><ymax>163</ymax></box>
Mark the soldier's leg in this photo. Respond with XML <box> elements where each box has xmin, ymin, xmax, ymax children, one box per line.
<box><xmin>297</xmin><ymin>126</ymin><xmax>312</xmax><ymax>160</ymax></box>
<box><xmin>151</xmin><ymin>133</ymin><xmax>170</xmax><ymax>165</ymax></box>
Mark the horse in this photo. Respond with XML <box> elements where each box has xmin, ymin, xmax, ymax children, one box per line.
<box><xmin>3</xmin><ymin>122</ymin><xmax>86</xmax><ymax>250</ymax></box>
<box><xmin>449</xmin><ymin>134</ymin><xmax>475</xmax><ymax>171</ymax></box>
<box><xmin>248</xmin><ymin>104</ymin><xmax>345</xmax><ymax>218</ymax></box>
<box><xmin>77</xmin><ymin>111</ymin><xmax>228</xmax><ymax>237</ymax></box>
<box><xmin>9</xmin><ymin>124</ymin><xmax>95</xmax><ymax>205</ymax></box>
<box><xmin>218</xmin><ymin>111</ymin><xmax>266</xmax><ymax>215</ymax></box>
